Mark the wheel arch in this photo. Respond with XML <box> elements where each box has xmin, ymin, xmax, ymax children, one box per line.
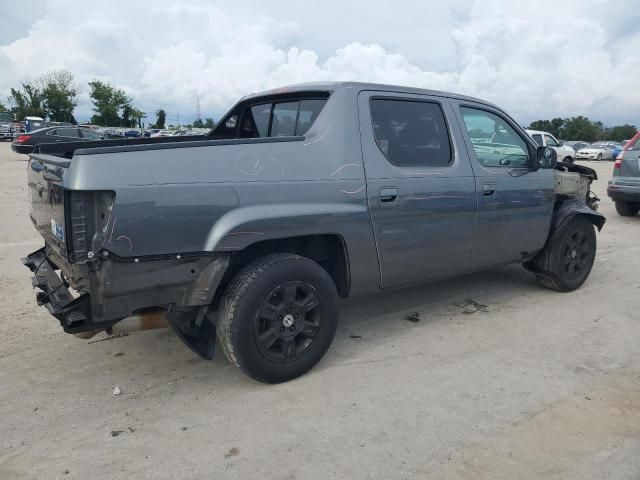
<box><xmin>212</xmin><ymin>233</ymin><xmax>351</xmax><ymax>311</ymax></box>
<box><xmin>548</xmin><ymin>198</ymin><xmax>606</xmax><ymax>243</ymax></box>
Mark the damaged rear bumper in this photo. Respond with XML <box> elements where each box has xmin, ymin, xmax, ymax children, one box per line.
<box><xmin>22</xmin><ymin>246</ymin><xmax>231</xmax><ymax>337</ymax></box>
<box><xmin>22</xmin><ymin>247</ymin><xmax>96</xmax><ymax>333</ymax></box>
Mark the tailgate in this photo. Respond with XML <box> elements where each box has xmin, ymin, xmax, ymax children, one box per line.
<box><xmin>28</xmin><ymin>154</ymin><xmax>70</xmax><ymax>259</ymax></box>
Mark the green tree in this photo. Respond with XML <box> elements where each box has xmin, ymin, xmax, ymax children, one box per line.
<box><xmin>88</xmin><ymin>80</ymin><xmax>133</xmax><ymax>126</ymax></box>
<box><xmin>0</xmin><ymin>100</ymin><xmax>7</xmax><ymax>111</ymax></box>
<box><xmin>528</xmin><ymin>118</ymin><xmax>564</xmax><ymax>138</ymax></box>
<box><xmin>204</xmin><ymin>117</ymin><xmax>215</xmax><ymax>129</ymax></box>
<box><xmin>154</xmin><ymin>109</ymin><xmax>166</xmax><ymax>129</ymax></box>
<box><xmin>10</xmin><ymin>84</ymin><xmax>46</xmax><ymax>120</ymax></box>
<box><xmin>192</xmin><ymin>118</ymin><xmax>204</xmax><ymax>128</ymax></box>
<box><xmin>41</xmin><ymin>69</ymin><xmax>77</xmax><ymax>123</ymax></box>
<box><xmin>528</xmin><ymin>119</ymin><xmax>553</xmax><ymax>133</ymax></box>
<box><xmin>607</xmin><ymin>124</ymin><xmax>637</xmax><ymax>142</ymax></box>
<box><xmin>561</xmin><ymin>116</ymin><xmax>601</xmax><ymax>142</ymax></box>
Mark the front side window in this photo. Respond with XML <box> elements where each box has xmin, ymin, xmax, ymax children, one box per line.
<box><xmin>544</xmin><ymin>134</ymin><xmax>558</xmax><ymax>147</ymax></box>
<box><xmin>370</xmin><ymin>99</ymin><xmax>452</xmax><ymax>167</ymax></box>
<box><xmin>460</xmin><ymin>107</ymin><xmax>529</xmax><ymax>168</ymax></box>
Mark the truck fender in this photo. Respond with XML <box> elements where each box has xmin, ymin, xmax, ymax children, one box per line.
<box><xmin>203</xmin><ymin>203</ymin><xmax>367</xmax><ymax>252</ymax></box>
<box><xmin>548</xmin><ymin>198</ymin><xmax>605</xmax><ymax>244</ymax></box>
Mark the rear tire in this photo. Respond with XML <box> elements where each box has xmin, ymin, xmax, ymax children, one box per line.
<box><xmin>597</xmin><ymin>153</ymin><xmax>602</xmax><ymax>161</ymax></box>
<box><xmin>530</xmin><ymin>216</ymin><xmax>596</xmax><ymax>292</ymax></box>
<box><xmin>217</xmin><ymin>253</ymin><xmax>338</xmax><ymax>383</ymax></box>
<box><xmin>615</xmin><ymin>201</ymin><xmax>640</xmax><ymax>217</ymax></box>
<box><xmin>563</xmin><ymin>156</ymin><xmax>573</xmax><ymax>164</ymax></box>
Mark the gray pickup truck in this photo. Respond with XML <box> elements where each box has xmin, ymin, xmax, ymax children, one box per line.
<box><xmin>23</xmin><ymin>82</ymin><xmax>605</xmax><ymax>383</ymax></box>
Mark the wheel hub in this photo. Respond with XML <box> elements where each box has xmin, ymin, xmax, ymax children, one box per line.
<box><xmin>254</xmin><ymin>282</ymin><xmax>323</xmax><ymax>363</ymax></box>
<box><xmin>282</xmin><ymin>314</ymin><xmax>295</xmax><ymax>328</ymax></box>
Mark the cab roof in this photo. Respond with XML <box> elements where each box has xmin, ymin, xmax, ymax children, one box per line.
<box><xmin>243</xmin><ymin>81</ymin><xmax>502</xmax><ymax>110</ymax></box>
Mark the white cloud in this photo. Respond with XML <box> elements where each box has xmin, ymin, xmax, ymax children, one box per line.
<box><xmin>0</xmin><ymin>0</ymin><xmax>638</xmax><ymax>125</ymax></box>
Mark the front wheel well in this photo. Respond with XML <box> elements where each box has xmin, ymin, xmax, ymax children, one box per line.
<box><xmin>212</xmin><ymin>234</ymin><xmax>350</xmax><ymax>309</ymax></box>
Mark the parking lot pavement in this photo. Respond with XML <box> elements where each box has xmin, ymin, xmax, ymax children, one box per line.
<box><xmin>1</xmin><ymin>142</ymin><xmax>639</xmax><ymax>479</ymax></box>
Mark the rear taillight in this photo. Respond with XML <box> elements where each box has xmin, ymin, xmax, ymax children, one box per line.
<box><xmin>614</xmin><ymin>159</ymin><xmax>622</xmax><ymax>169</ymax></box>
<box><xmin>16</xmin><ymin>135</ymin><xmax>31</xmax><ymax>143</ymax></box>
<box><xmin>68</xmin><ymin>190</ymin><xmax>116</xmax><ymax>262</ymax></box>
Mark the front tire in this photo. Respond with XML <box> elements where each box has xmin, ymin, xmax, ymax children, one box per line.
<box><xmin>217</xmin><ymin>253</ymin><xmax>338</xmax><ymax>383</ymax></box>
<box><xmin>615</xmin><ymin>201</ymin><xmax>640</xmax><ymax>217</ymax></box>
<box><xmin>563</xmin><ymin>156</ymin><xmax>574</xmax><ymax>164</ymax></box>
<box><xmin>530</xmin><ymin>216</ymin><xmax>596</xmax><ymax>292</ymax></box>
<box><xmin>597</xmin><ymin>153</ymin><xmax>602</xmax><ymax>161</ymax></box>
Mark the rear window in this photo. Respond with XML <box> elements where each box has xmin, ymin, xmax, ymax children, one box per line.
<box><xmin>211</xmin><ymin>93</ymin><xmax>329</xmax><ymax>140</ymax></box>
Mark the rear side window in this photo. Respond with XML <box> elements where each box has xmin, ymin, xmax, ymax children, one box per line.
<box><xmin>213</xmin><ymin>94</ymin><xmax>328</xmax><ymax>140</ymax></box>
<box><xmin>79</xmin><ymin>129</ymin><xmax>100</xmax><ymax>140</ymax></box>
<box><xmin>370</xmin><ymin>99</ymin><xmax>452</xmax><ymax>167</ymax></box>
<box><xmin>56</xmin><ymin>128</ymin><xmax>80</xmax><ymax>138</ymax></box>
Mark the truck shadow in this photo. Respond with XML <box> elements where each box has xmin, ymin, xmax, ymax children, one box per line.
<box><xmin>90</xmin><ymin>263</ymin><xmax>542</xmax><ymax>386</ymax></box>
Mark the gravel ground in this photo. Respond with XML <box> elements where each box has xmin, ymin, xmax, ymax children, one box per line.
<box><xmin>1</xmin><ymin>142</ymin><xmax>639</xmax><ymax>480</ymax></box>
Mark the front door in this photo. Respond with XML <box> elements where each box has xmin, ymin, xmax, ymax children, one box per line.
<box><xmin>451</xmin><ymin>102</ymin><xmax>556</xmax><ymax>269</ymax></box>
<box><xmin>358</xmin><ymin>91</ymin><xmax>477</xmax><ymax>288</ymax></box>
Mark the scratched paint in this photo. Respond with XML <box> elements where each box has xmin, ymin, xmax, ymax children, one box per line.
<box><xmin>330</xmin><ymin>163</ymin><xmax>361</xmax><ymax>177</ymax></box>
<box><xmin>115</xmin><ymin>235</ymin><xmax>133</xmax><ymax>252</ymax></box>
<box><xmin>233</xmin><ymin>151</ymin><xmax>263</xmax><ymax>176</ymax></box>
<box><xmin>340</xmin><ymin>185</ymin><xmax>365</xmax><ymax>194</ymax></box>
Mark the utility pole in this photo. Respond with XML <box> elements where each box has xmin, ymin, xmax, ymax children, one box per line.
<box><xmin>196</xmin><ymin>96</ymin><xmax>202</xmax><ymax>122</ymax></box>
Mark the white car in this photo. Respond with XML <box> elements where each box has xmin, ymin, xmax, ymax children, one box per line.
<box><xmin>150</xmin><ymin>130</ymin><xmax>174</xmax><ymax>137</ymax></box>
<box><xmin>575</xmin><ymin>142</ymin><xmax>615</xmax><ymax>161</ymax></box>
<box><xmin>525</xmin><ymin>129</ymin><xmax>575</xmax><ymax>163</ymax></box>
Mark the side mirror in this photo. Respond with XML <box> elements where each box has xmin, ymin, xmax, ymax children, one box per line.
<box><xmin>532</xmin><ymin>146</ymin><xmax>557</xmax><ymax>170</ymax></box>
<box><xmin>557</xmin><ymin>141</ymin><xmax>563</xmax><ymax>146</ymax></box>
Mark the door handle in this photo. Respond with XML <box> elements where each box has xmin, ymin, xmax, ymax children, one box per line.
<box><xmin>483</xmin><ymin>184</ymin><xmax>496</xmax><ymax>196</ymax></box>
<box><xmin>380</xmin><ymin>187</ymin><xmax>398</xmax><ymax>203</ymax></box>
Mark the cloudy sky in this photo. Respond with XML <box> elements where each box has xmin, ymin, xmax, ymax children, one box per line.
<box><xmin>1</xmin><ymin>0</ymin><xmax>638</xmax><ymax>126</ymax></box>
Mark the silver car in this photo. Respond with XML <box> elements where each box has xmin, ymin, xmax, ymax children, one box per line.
<box><xmin>576</xmin><ymin>142</ymin><xmax>615</xmax><ymax>161</ymax></box>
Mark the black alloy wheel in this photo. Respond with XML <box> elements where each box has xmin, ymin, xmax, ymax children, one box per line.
<box><xmin>254</xmin><ymin>281</ymin><xmax>323</xmax><ymax>363</ymax></box>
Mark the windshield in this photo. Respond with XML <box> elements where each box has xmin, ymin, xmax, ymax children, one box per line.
<box><xmin>0</xmin><ymin>112</ymin><xmax>11</xmax><ymax>123</ymax></box>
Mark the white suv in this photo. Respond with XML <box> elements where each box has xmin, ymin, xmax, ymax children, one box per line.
<box><xmin>526</xmin><ymin>129</ymin><xmax>575</xmax><ymax>164</ymax></box>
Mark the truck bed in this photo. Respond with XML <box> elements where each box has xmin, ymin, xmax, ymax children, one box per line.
<box><xmin>33</xmin><ymin>134</ymin><xmax>211</xmax><ymax>158</ymax></box>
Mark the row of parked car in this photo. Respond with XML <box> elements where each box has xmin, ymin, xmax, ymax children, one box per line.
<box><xmin>11</xmin><ymin>124</ymin><xmax>203</xmax><ymax>154</ymax></box>
<box><xmin>527</xmin><ymin>129</ymin><xmax>629</xmax><ymax>163</ymax></box>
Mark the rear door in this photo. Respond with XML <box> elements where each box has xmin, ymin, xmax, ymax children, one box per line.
<box><xmin>451</xmin><ymin>101</ymin><xmax>555</xmax><ymax>269</ymax></box>
<box><xmin>358</xmin><ymin>91</ymin><xmax>476</xmax><ymax>288</ymax></box>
